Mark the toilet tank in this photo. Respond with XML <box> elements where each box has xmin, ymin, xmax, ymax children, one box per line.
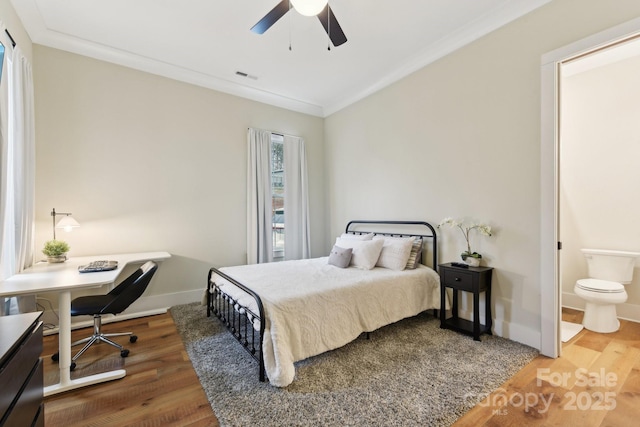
<box><xmin>581</xmin><ymin>249</ymin><xmax>640</xmax><ymax>284</ymax></box>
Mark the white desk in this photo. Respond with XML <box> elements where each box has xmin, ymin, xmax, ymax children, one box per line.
<box><xmin>0</xmin><ymin>251</ymin><xmax>171</xmax><ymax>396</ymax></box>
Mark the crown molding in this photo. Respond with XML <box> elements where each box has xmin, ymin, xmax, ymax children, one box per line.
<box><xmin>14</xmin><ymin>0</ymin><xmax>550</xmax><ymax>118</ymax></box>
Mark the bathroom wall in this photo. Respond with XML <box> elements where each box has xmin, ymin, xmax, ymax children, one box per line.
<box><xmin>560</xmin><ymin>52</ymin><xmax>640</xmax><ymax>322</ymax></box>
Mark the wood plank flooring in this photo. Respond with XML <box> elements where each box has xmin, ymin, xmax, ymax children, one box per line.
<box><xmin>42</xmin><ymin>308</ymin><xmax>639</xmax><ymax>426</ymax></box>
<box><xmin>454</xmin><ymin>308</ymin><xmax>640</xmax><ymax>426</ymax></box>
<box><xmin>42</xmin><ymin>312</ymin><xmax>219</xmax><ymax>427</ymax></box>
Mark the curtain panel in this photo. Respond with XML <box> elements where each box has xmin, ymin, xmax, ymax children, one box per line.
<box><xmin>0</xmin><ymin>34</ymin><xmax>36</xmax><ymax>315</ymax></box>
<box><xmin>283</xmin><ymin>135</ymin><xmax>310</xmax><ymax>260</ymax></box>
<box><xmin>0</xmin><ymin>38</ymin><xmax>35</xmax><ymax>281</ymax></box>
<box><xmin>9</xmin><ymin>46</ymin><xmax>36</xmax><ymax>274</ymax></box>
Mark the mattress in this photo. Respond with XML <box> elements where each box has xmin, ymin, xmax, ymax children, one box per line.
<box><xmin>209</xmin><ymin>256</ymin><xmax>442</xmax><ymax>387</ymax></box>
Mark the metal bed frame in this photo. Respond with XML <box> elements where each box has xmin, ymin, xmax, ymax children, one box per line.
<box><xmin>206</xmin><ymin>220</ymin><xmax>438</xmax><ymax>382</ymax></box>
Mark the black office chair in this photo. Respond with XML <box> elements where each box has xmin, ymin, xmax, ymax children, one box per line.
<box><xmin>52</xmin><ymin>261</ymin><xmax>158</xmax><ymax>370</ymax></box>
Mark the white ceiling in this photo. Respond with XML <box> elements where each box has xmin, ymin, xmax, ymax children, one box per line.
<box><xmin>10</xmin><ymin>0</ymin><xmax>550</xmax><ymax>117</ymax></box>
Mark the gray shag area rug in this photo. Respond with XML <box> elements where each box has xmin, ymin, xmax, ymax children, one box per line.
<box><xmin>171</xmin><ymin>302</ymin><xmax>538</xmax><ymax>427</ymax></box>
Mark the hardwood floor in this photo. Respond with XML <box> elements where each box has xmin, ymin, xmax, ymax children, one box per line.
<box><xmin>42</xmin><ymin>308</ymin><xmax>639</xmax><ymax>426</ymax></box>
<box><xmin>42</xmin><ymin>312</ymin><xmax>219</xmax><ymax>427</ymax></box>
<box><xmin>454</xmin><ymin>308</ymin><xmax>640</xmax><ymax>426</ymax></box>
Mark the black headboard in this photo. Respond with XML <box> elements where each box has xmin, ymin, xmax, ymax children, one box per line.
<box><xmin>344</xmin><ymin>220</ymin><xmax>438</xmax><ymax>271</ymax></box>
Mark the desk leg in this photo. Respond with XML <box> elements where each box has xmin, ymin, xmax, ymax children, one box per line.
<box><xmin>58</xmin><ymin>290</ymin><xmax>71</xmax><ymax>387</ymax></box>
<box><xmin>44</xmin><ymin>290</ymin><xmax>126</xmax><ymax>396</ymax></box>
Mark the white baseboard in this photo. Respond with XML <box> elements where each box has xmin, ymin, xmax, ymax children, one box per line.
<box><xmin>562</xmin><ymin>291</ymin><xmax>640</xmax><ymax>323</ymax></box>
<box><xmin>41</xmin><ymin>289</ymin><xmax>205</xmax><ymax>336</ymax></box>
<box><xmin>491</xmin><ymin>318</ymin><xmax>541</xmax><ymax>350</ymax></box>
<box><xmin>451</xmin><ymin>307</ymin><xmax>541</xmax><ymax>351</ymax></box>
<box><xmin>40</xmin><ymin>286</ymin><xmax>551</xmax><ymax>353</ymax></box>
<box><xmin>561</xmin><ymin>292</ymin><xmax>584</xmax><ymax>312</ymax></box>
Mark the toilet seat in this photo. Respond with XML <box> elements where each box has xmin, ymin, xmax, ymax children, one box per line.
<box><xmin>576</xmin><ymin>278</ymin><xmax>625</xmax><ymax>293</ymax></box>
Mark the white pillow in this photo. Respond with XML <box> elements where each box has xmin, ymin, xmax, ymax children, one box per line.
<box><xmin>339</xmin><ymin>232</ymin><xmax>374</xmax><ymax>241</ymax></box>
<box><xmin>335</xmin><ymin>237</ymin><xmax>384</xmax><ymax>270</ymax></box>
<box><xmin>373</xmin><ymin>236</ymin><xmax>415</xmax><ymax>271</ymax></box>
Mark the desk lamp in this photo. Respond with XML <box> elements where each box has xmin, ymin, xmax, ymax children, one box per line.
<box><xmin>51</xmin><ymin>208</ymin><xmax>80</xmax><ymax>240</ymax></box>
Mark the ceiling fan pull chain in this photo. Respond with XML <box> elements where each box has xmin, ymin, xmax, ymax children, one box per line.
<box><xmin>327</xmin><ymin>4</ymin><xmax>331</xmax><ymax>51</ymax></box>
<box><xmin>289</xmin><ymin>0</ymin><xmax>293</xmax><ymax>51</ymax></box>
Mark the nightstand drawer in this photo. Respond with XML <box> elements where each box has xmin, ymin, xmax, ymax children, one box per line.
<box><xmin>442</xmin><ymin>269</ymin><xmax>473</xmax><ymax>291</ymax></box>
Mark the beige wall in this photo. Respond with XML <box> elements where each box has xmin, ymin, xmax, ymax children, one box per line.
<box><xmin>13</xmin><ymin>0</ymin><xmax>640</xmax><ymax>345</ymax></box>
<box><xmin>324</xmin><ymin>0</ymin><xmax>640</xmax><ymax>347</ymax></box>
<box><xmin>560</xmin><ymin>54</ymin><xmax>640</xmax><ymax>316</ymax></box>
<box><xmin>33</xmin><ymin>46</ymin><xmax>326</xmax><ymax>302</ymax></box>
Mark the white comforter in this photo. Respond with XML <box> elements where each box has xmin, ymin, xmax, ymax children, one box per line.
<box><xmin>209</xmin><ymin>257</ymin><xmax>442</xmax><ymax>387</ymax></box>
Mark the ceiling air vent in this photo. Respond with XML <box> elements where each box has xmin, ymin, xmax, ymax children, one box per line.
<box><xmin>235</xmin><ymin>71</ymin><xmax>258</xmax><ymax>80</ymax></box>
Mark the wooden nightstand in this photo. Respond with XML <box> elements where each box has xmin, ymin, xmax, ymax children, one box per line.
<box><xmin>439</xmin><ymin>263</ymin><xmax>493</xmax><ymax>341</ymax></box>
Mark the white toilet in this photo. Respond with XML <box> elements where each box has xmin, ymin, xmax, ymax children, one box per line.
<box><xmin>574</xmin><ymin>249</ymin><xmax>640</xmax><ymax>333</ymax></box>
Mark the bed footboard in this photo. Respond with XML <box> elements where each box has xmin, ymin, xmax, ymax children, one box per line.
<box><xmin>207</xmin><ymin>267</ymin><xmax>266</xmax><ymax>382</ymax></box>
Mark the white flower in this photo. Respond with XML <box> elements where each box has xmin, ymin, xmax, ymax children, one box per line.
<box><xmin>477</xmin><ymin>224</ymin><xmax>492</xmax><ymax>237</ymax></box>
<box><xmin>438</xmin><ymin>217</ymin><xmax>458</xmax><ymax>227</ymax></box>
<box><xmin>438</xmin><ymin>217</ymin><xmax>493</xmax><ymax>257</ymax></box>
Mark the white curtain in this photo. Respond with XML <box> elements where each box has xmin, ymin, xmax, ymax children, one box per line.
<box><xmin>0</xmin><ymin>41</ymin><xmax>36</xmax><ymax>282</ymax></box>
<box><xmin>246</xmin><ymin>128</ymin><xmax>273</xmax><ymax>264</ymax></box>
<box><xmin>283</xmin><ymin>135</ymin><xmax>310</xmax><ymax>260</ymax></box>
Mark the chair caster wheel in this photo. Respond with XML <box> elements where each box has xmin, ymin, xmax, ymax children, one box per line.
<box><xmin>70</xmin><ymin>362</ymin><xmax>76</xmax><ymax>371</ymax></box>
<box><xmin>121</xmin><ymin>349</ymin><xmax>130</xmax><ymax>357</ymax></box>
<box><xmin>129</xmin><ymin>335</ymin><xmax>137</xmax><ymax>343</ymax></box>
<box><xmin>51</xmin><ymin>352</ymin><xmax>59</xmax><ymax>362</ymax></box>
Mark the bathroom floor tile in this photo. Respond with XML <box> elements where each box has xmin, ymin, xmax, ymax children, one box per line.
<box><xmin>614</xmin><ymin>320</ymin><xmax>640</xmax><ymax>349</ymax></box>
<box><xmin>575</xmin><ymin>330</ymin><xmax>612</xmax><ymax>353</ymax></box>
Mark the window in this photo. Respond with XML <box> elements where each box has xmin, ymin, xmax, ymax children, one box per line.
<box><xmin>247</xmin><ymin>128</ymin><xmax>309</xmax><ymax>264</ymax></box>
<box><xmin>0</xmin><ymin>40</ymin><xmax>5</xmax><ymax>82</ymax></box>
<box><xmin>271</xmin><ymin>134</ymin><xmax>285</xmax><ymax>260</ymax></box>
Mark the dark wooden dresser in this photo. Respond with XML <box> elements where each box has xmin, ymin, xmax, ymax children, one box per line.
<box><xmin>0</xmin><ymin>311</ymin><xmax>44</xmax><ymax>427</ymax></box>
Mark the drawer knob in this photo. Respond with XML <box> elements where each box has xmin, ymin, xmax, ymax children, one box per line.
<box><xmin>454</xmin><ymin>277</ymin><xmax>461</xmax><ymax>281</ymax></box>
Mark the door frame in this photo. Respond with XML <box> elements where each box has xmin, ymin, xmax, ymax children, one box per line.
<box><xmin>540</xmin><ymin>17</ymin><xmax>640</xmax><ymax>357</ymax></box>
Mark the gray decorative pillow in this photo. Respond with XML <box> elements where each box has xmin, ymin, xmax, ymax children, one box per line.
<box><xmin>328</xmin><ymin>245</ymin><xmax>353</xmax><ymax>268</ymax></box>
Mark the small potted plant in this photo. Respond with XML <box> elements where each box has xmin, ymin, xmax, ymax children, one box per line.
<box><xmin>42</xmin><ymin>240</ymin><xmax>70</xmax><ymax>263</ymax></box>
<box><xmin>438</xmin><ymin>217</ymin><xmax>492</xmax><ymax>267</ymax></box>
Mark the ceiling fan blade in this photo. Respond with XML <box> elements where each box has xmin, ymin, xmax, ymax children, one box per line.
<box><xmin>251</xmin><ymin>0</ymin><xmax>291</xmax><ymax>34</ymax></box>
<box><xmin>317</xmin><ymin>5</ymin><xmax>347</xmax><ymax>47</ymax></box>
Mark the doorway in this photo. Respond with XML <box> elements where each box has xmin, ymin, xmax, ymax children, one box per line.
<box><xmin>540</xmin><ymin>18</ymin><xmax>640</xmax><ymax>358</ymax></box>
<box><xmin>559</xmin><ymin>38</ymin><xmax>640</xmax><ymax>324</ymax></box>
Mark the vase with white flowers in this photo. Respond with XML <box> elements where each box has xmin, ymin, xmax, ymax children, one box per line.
<box><xmin>438</xmin><ymin>217</ymin><xmax>492</xmax><ymax>267</ymax></box>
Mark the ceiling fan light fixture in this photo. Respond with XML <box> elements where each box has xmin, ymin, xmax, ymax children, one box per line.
<box><xmin>290</xmin><ymin>0</ymin><xmax>328</xmax><ymax>17</ymax></box>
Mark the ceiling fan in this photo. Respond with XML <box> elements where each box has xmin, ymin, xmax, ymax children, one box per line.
<box><xmin>251</xmin><ymin>0</ymin><xmax>348</xmax><ymax>47</ymax></box>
